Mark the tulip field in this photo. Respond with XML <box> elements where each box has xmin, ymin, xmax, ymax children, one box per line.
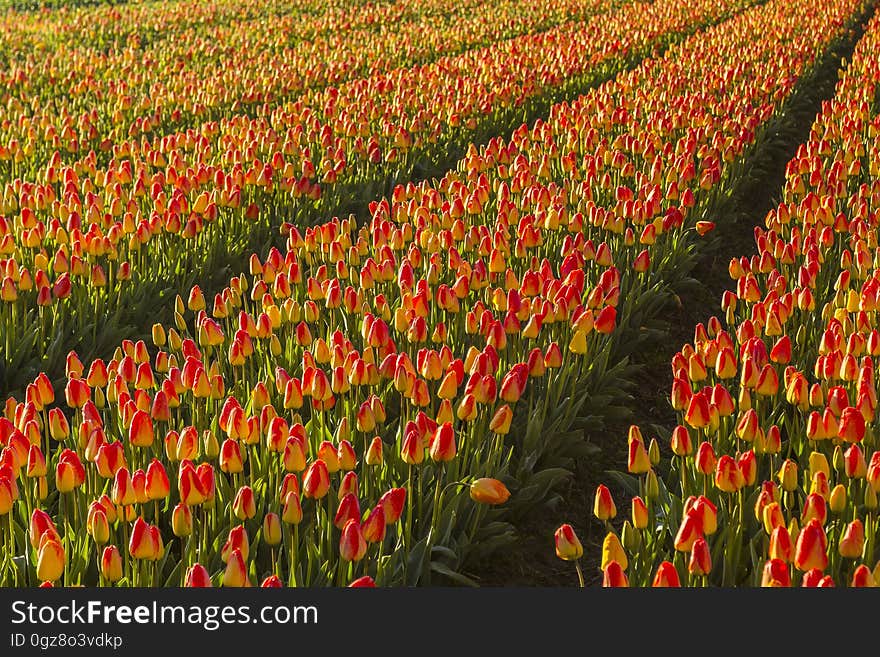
<box><xmin>1</xmin><ymin>0</ymin><xmax>879</xmax><ymax>589</ymax></box>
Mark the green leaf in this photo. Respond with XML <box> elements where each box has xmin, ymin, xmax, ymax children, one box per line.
<box><xmin>429</xmin><ymin>561</ymin><xmax>479</xmax><ymax>587</ymax></box>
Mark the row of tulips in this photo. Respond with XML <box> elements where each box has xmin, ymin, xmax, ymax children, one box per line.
<box><xmin>559</xmin><ymin>5</ymin><xmax>880</xmax><ymax>587</ymax></box>
<box><xmin>0</xmin><ymin>0</ymin><xmax>870</xmax><ymax>587</ymax></box>
<box><xmin>0</xmin><ymin>0</ymin><xmax>622</xmax><ymax>168</ymax></box>
<box><xmin>0</xmin><ymin>0</ymin><xmax>758</xmax><ymax>396</ymax></box>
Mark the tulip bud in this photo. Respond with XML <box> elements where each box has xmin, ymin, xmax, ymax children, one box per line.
<box><xmin>223</xmin><ymin>548</ymin><xmax>249</xmax><ymax>587</ymax></box>
<box><xmin>851</xmin><ymin>564</ymin><xmax>874</xmax><ymax>588</ymax></box>
<box><xmin>670</xmin><ymin>425</ymin><xmax>693</xmax><ymax>456</ymax></box>
<box><xmin>794</xmin><ymin>519</ymin><xmax>828</xmax><ymax>571</ymax></box>
<box><xmin>339</xmin><ymin>519</ymin><xmax>367</xmax><ymax>562</ymax></box>
<box><xmin>839</xmin><ymin>519</ymin><xmax>865</xmax><ymax>559</ymax></box>
<box><xmin>281</xmin><ymin>491</ymin><xmax>303</xmax><ymax>525</ymax></box>
<box><xmin>100</xmin><ymin>545</ymin><xmax>123</xmax><ymax>583</ymax></box>
<box><xmin>365</xmin><ymin>436</ymin><xmax>384</xmax><ymax>466</ymax></box>
<box><xmin>303</xmin><ymin>459</ymin><xmax>331</xmax><ymax>499</ymax></box>
<box><xmin>233</xmin><ymin>485</ymin><xmax>256</xmax><ymax>521</ymax></box>
<box><xmin>602</xmin><ymin>561</ymin><xmax>629</xmax><ymax>587</ymax></box>
<box><xmin>349</xmin><ymin>576</ymin><xmax>376</xmax><ymax>588</ymax></box>
<box><xmin>829</xmin><ymin>484</ymin><xmax>847</xmax><ymax>513</ymax></box>
<box><xmin>628</xmin><ymin>437</ymin><xmax>651</xmax><ymax>474</ymax></box>
<box><xmin>695</xmin><ymin>441</ymin><xmax>716</xmax><ymax>475</ymax></box>
<box><xmin>631</xmin><ymin>496</ymin><xmax>648</xmax><ymax>529</ymax></box>
<box><xmin>469</xmin><ymin>478</ymin><xmax>510</xmax><ymax>505</ymax></box>
<box><xmin>778</xmin><ymin>459</ymin><xmax>798</xmax><ymax>492</ymax></box>
<box><xmin>379</xmin><ymin>488</ymin><xmax>406</xmax><ymax>524</ymax></box>
<box><xmin>429</xmin><ymin>422</ymin><xmax>456</xmax><ymax>462</ymax></box>
<box><xmin>362</xmin><ymin>505</ymin><xmax>386</xmax><ymax>544</ymax></box>
<box><xmin>621</xmin><ymin>520</ymin><xmax>641</xmax><ymax>553</ymax></box>
<box><xmin>593</xmin><ymin>484</ymin><xmax>616</xmax><ymax>520</ymax></box>
<box><xmin>644</xmin><ymin>468</ymin><xmax>660</xmax><ymax>500</ymax></box>
<box><xmin>129</xmin><ymin>518</ymin><xmax>159</xmax><ymax>560</ymax></box>
<box><xmin>554</xmin><ymin>524</ymin><xmax>583</xmax><ymax>561</ymax></box>
<box><xmin>36</xmin><ymin>537</ymin><xmax>65</xmax><ymax>583</ymax></box>
<box><xmin>172</xmin><ymin>503</ymin><xmax>193</xmax><ymax>537</ymax></box>
<box><xmin>761</xmin><ymin>558</ymin><xmax>791</xmax><ymax>587</ymax></box>
<box><xmin>866</xmin><ymin>485</ymin><xmax>878</xmax><ymax>510</ymax></box>
<box><xmin>601</xmin><ymin>532</ymin><xmax>628</xmax><ymax>571</ymax></box>
<box><xmin>688</xmin><ymin>537</ymin><xmax>712</xmax><ymax>576</ymax></box>
<box><xmin>652</xmin><ymin>561</ymin><xmax>681</xmax><ymax>587</ymax></box>
<box><xmin>221</xmin><ymin>525</ymin><xmax>250</xmax><ymax>563</ymax></box>
<box><xmin>845</xmin><ymin>444</ymin><xmax>867</xmax><ymax>478</ymax></box>
<box><xmin>262</xmin><ymin>513</ymin><xmax>282</xmax><ymax>546</ymax></box>
<box><xmin>648</xmin><ymin>439</ymin><xmax>660</xmax><ymax>466</ymax></box>
<box><xmin>185</xmin><ymin>563</ymin><xmax>213</xmax><ymax>587</ymax></box>
<box><xmin>87</xmin><ymin>504</ymin><xmax>110</xmax><ymax>545</ymax></box>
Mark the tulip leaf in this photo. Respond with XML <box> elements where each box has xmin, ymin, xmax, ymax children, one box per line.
<box><xmin>406</xmin><ymin>536</ymin><xmax>429</xmax><ymax>586</ymax></box>
<box><xmin>429</xmin><ymin>561</ymin><xmax>479</xmax><ymax>587</ymax></box>
<box><xmin>164</xmin><ymin>560</ymin><xmax>183</xmax><ymax>587</ymax></box>
<box><xmin>430</xmin><ymin>545</ymin><xmax>458</xmax><ymax>560</ymax></box>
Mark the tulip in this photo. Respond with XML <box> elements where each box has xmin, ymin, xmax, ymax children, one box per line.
<box><xmin>838</xmin><ymin>406</ymin><xmax>865</xmax><ymax>442</ymax></box>
<box><xmin>489</xmin><ymin>405</ymin><xmax>513</xmax><ymax>434</ymax></box>
<box><xmin>282</xmin><ymin>491</ymin><xmax>303</xmax><ymax>525</ymax></box>
<box><xmin>695</xmin><ymin>441</ymin><xmax>716</xmax><ymax>475</ymax></box>
<box><xmin>303</xmin><ymin>460</ymin><xmax>331</xmax><ymax>499</ymax></box>
<box><xmin>172</xmin><ymin>503</ymin><xmax>193</xmax><ymax>538</ymax></box>
<box><xmin>334</xmin><ymin>493</ymin><xmax>361</xmax><ymax>530</ymax></box>
<box><xmin>652</xmin><ymin>561</ymin><xmax>681</xmax><ymax>587</ymax></box>
<box><xmin>627</xmin><ymin>438</ymin><xmax>651</xmax><ymax>474</ymax></box>
<box><xmin>673</xmin><ymin>511</ymin><xmax>702</xmax><ymax>552</ymax></box>
<box><xmin>145</xmin><ymin>459</ymin><xmax>170</xmax><ymax>500</ymax></box>
<box><xmin>601</xmin><ymin>532</ymin><xmax>628</xmax><ymax>571</ymax></box>
<box><xmin>768</xmin><ymin>526</ymin><xmax>793</xmax><ymax>563</ymax></box>
<box><xmin>379</xmin><ymin>488</ymin><xmax>406</xmax><ymax>524</ymax></box>
<box><xmin>221</xmin><ymin>525</ymin><xmax>250</xmax><ymax>563</ymax></box>
<box><xmin>469</xmin><ymin>478</ymin><xmax>510</xmax><ymax>505</ymax></box>
<box><xmin>838</xmin><ymin>519</ymin><xmax>865</xmax><ymax>559</ymax></box>
<box><xmin>36</xmin><ymin>538</ymin><xmax>66</xmax><ymax>583</ymax></box>
<box><xmin>362</xmin><ymin>505</ymin><xmax>386</xmax><ymax>544</ymax></box>
<box><xmin>263</xmin><ymin>513</ymin><xmax>282</xmax><ymax>546</ymax></box>
<box><xmin>128</xmin><ymin>410</ymin><xmax>154</xmax><ymax>447</ymax></box>
<box><xmin>844</xmin><ymin>444</ymin><xmax>867</xmax><ymax>478</ymax></box>
<box><xmin>365</xmin><ymin>436</ymin><xmax>384</xmax><ymax>466</ymax></box>
<box><xmin>233</xmin><ymin>486</ymin><xmax>257</xmax><ymax>521</ymax></box>
<box><xmin>261</xmin><ymin>575</ymin><xmax>284</xmax><ymax>588</ymax></box>
<box><xmin>429</xmin><ymin>422</ymin><xmax>456</xmax><ymax>462</ymax></box>
<box><xmin>794</xmin><ymin>520</ymin><xmax>828</xmax><ymax>572</ymax></box>
<box><xmin>87</xmin><ymin>505</ymin><xmax>110</xmax><ymax>545</ymax></box>
<box><xmin>670</xmin><ymin>425</ymin><xmax>693</xmax><ymax>456</ymax></box>
<box><xmin>602</xmin><ymin>561</ymin><xmax>629</xmax><ymax>587</ymax></box>
<box><xmin>100</xmin><ymin>546</ymin><xmax>123</xmax><ymax>583</ymax></box>
<box><xmin>688</xmin><ymin>537</ymin><xmax>712</xmax><ymax>576</ymax></box>
<box><xmin>800</xmin><ymin>493</ymin><xmax>827</xmax><ymax>526</ymax></box>
<box><xmin>554</xmin><ymin>524</ymin><xmax>583</xmax><ymax>561</ymax></box>
<box><xmin>185</xmin><ymin>564</ymin><xmax>213</xmax><ymax>587</ymax></box>
<box><xmin>223</xmin><ymin>548</ymin><xmax>249</xmax><ymax>587</ymax></box>
<box><xmin>631</xmin><ymin>496</ymin><xmax>648</xmax><ymax>530</ymax></box>
<box><xmin>761</xmin><ymin>559</ymin><xmax>791</xmax><ymax>587</ymax></box>
<box><xmin>129</xmin><ymin>518</ymin><xmax>159</xmax><ymax>560</ymax></box>
<box><xmin>349</xmin><ymin>576</ymin><xmax>376</xmax><ymax>588</ymax></box>
<box><xmin>851</xmin><ymin>565</ymin><xmax>874</xmax><ymax>588</ymax></box>
<box><xmin>339</xmin><ymin>519</ymin><xmax>367</xmax><ymax>562</ymax></box>
<box><xmin>178</xmin><ymin>464</ymin><xmax>206</xmax><ymax>506</ymax></box>
<box><xmin>828</xmin><ymin>484</ymin><xmax>847</xmax><ymax>513</ymax></box>
<box><xmin>684</xmin><ymin>391</ymin><xmax>711</xmax><ymax>428</ymax></box>
<box><xmin>714</xmin><ymin>454</ymin><xmax>743</xmax><ymax>492</ymax></box>
<box><xmin>593</xmin><ymin>484</ymin><xmax>616</xmax><ymax>520</ymax></box>
<box><xmin>778</xmin><ymin>459</ymin><xmax>798</xmax><ymax>492</ymax></box>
